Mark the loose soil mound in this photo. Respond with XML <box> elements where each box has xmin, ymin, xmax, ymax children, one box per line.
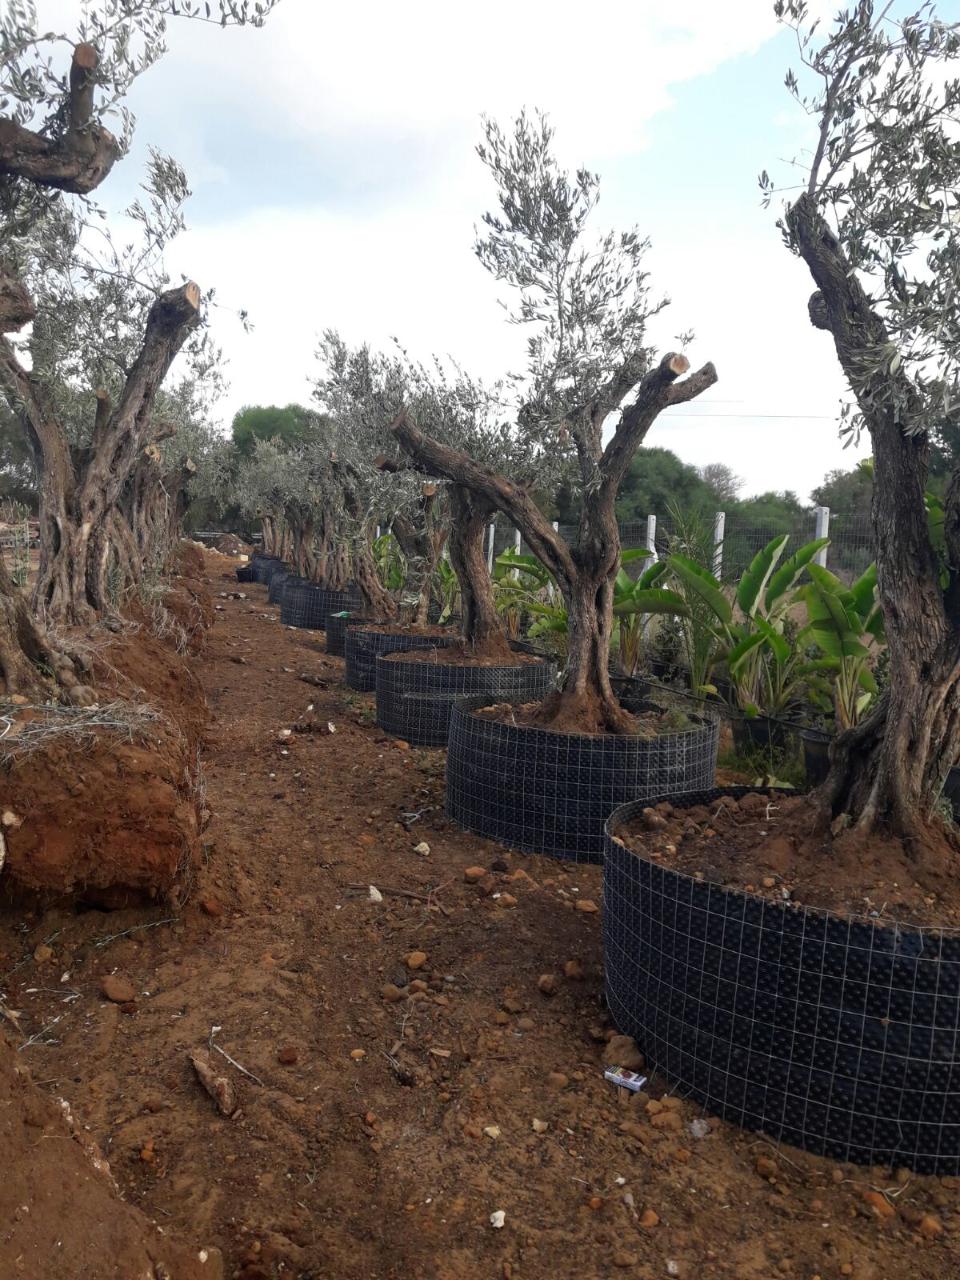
<box><xmin>0</xmin><ymin>1032</ymin><xmax>222</xmax><ymax>1280</ymax></box>
<box><xmin>214</xmin><ymin>533</ymin><xmax>250</xmax><ymax>557</ymax></box>
<box><xmin>1</xmin><ymin>580</ymin><xmax>955</xmax><ymax>1278</ymax></box>
<box><xmin>617</xmin><ymin>791</ymin><xmax>960</xmax><ymax>926</ymax></box>
<box><xmin>384</xmin><ymin>642</ymin><xmax>543</xmax><ymax>667</ymax></box>
<box><xmin>476</xmin><ymin>698</ymin><xmax>697</xmax><ymax>739</ymax></box>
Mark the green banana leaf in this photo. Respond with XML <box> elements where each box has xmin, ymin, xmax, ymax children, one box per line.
<box><xmin>764</xmin><ymin>537</ymin><xmax>830</xmax><ymax>610</ymax></box>
<box><xmin>667</xmin><ymin>554</ymin><xmax>733</xmax><ymax>625</ymax></box>
<box><xmin>736</xmin><ymin>534</ymin><xmax>788</xmax><ymax>617</ymax></box>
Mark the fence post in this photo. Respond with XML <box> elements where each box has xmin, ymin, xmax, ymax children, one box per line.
<box><xmin>815</xmin><ymin>505</ymin><xmax>830</xmax><ymax>566</ymax></box>
<box><xmin>375</xmin><ymin>525</ymin><xmax>381</xmax><ymax>540</ymax></box>
<box><xmin>645</xmin><ymin>514</ymin><xmax>658</xmax><ymax>563</ymax></box>
<box><xmin>486</xmin><ymin>521</ymin><xmax>496</xmax><ymax>573</ymax></box>
<box><xmin>548</xmin><ymin>521</ymin><xmax>559</xmax><ymax>599</ymax></box>
<box><xmin>712</xmin><ymin>510</ymin><xmax>726</xmax><ymax>578</ymax></box>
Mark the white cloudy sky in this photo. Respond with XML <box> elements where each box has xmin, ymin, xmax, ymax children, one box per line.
<box><xmin>54</xmin><ymin>0</ymin><xmax>874</xmax><ymax>499</ymax></box>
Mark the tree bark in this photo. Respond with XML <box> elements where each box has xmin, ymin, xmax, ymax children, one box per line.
<box><xmin>392</xmin><ymin>489</ymin><xmax>445</xmax><ymax>626</ymax></box>
<box><xmin>446</xmin><ymin>484</ymin><xmax>511</xmax><ymax>657</ymax></box>
<box><xmin>788</xmin><ymin>192</ymin><xmax>960</xmax><ymax>836</ymax></box>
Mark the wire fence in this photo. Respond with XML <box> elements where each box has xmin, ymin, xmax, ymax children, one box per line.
<box><xmin>503</xmin><ymin>505</ymin><xmax>874</xmax><ymax>584</ymax></box>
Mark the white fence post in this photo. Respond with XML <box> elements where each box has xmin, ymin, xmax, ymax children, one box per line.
<box><xmin>375</xmin><ymin>525</ymin><xmax>381</xmax><ymax>540</ymax></box>
<box><xmin>549</xmin><ymin>521</ymin><xmax>559</xmax><ymax>599</ymax></box>
<box><xmin>646</xmin><ymin>514</ymin><xmax>658</xmax><ymax>562</ymax></box>
<box><xmin>815</xmin><ymin>505</ymin><xmax>830</xmax><ymax>566</ymax></box>
<box><xmin>712</xmin><ymin>510</ymin><xmax>726</xmax><ymax>578</ymax></box>
<box><xmin>486</xmin><ymin>521</ymin><xmax>496</xmax><ymax>573</ymax></box>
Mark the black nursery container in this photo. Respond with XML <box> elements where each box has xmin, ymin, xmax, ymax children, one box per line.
<box><xmin>446</xmin><ymin>700</ymin><xmax>719</xmax><ymax>863</ymax></box>
<box><xmin>326</xmin><ymin>611</ymin><xmax>369</xmax><ymax>658</ymax></box>
<box><xmin>375</xmin><ymin>647</ymin><xmax>557</xmax><ymax>747</ymax></box>
<box><xmin>604</xmin><ymin>788</ymin><xmax>960</xmax><ymax>1174</ymax></box>
<box><xmin>280</xmin><ymin>582</ymin><xmax>360</xmax><ymax>631</ymax></box>
<box><xmin>344</xmin><ymin>626</ymin><xmax>458</xmax><ymax>692</ymax></box>
<box><xmin>800</xmin><ymin>727</ymin><xmax>832</xmax><ymax>786</ymax></box>
<box><xmin>251</xmin><ymin>555</ymin><xmax>287</xmax><ymax>585</ymax></box>
<box><xmin>268</xmin><ymin>568</ymin><xmax>298</xmax><ymax>605</ymax></box>
<box><xmin>732</xmin><ymin>714</ymin><xmax>791</xmax><ymax>755</ymax></box>
<box><xmin>236</xmin><ymin>563</ymin><xmax>255</xmax><ymax>583</ymax></box>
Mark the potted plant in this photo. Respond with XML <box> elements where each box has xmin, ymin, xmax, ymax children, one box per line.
<box><xmin>388</xmin><ymin>112</ymin><xmax>720</xmax><ymax>856</ymax></box>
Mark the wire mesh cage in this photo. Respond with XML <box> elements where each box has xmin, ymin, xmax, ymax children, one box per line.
<box><xmin>252</xmin><ymin>555</ymin><xmax>287</xmax><ymax>585</ymax></box>
<box><xmin>446</xmin><ymin>699</ymin><xmax>720</xmax><ymax>863</ymax></box>
<box><xmin>604</xmin><ymin>788</ymin><xmax>960</xmax><ymax>1174</ymax></box>
<box><xmin>279</xmin><ymin>582</ymin><xmax>360</xmax><ymax>630</ymax></box>
<box><xmin>375</xmin><ymin>649</ymin><xmax>557</xmax><ymax>747</ymax></box>
<box><xmin>326</xmin><ymin>611</ymin><xmax>371</xmax><ymax>658</ymax></box>
<box><xmin>344</xmin><ymin>626</ymin><xmax>459</xmax><ymax>692</ymax></box>
<box><xmin>268</xmin><ymin>568</ymin><xmax>297</xmax><ymax>604</ymax></box>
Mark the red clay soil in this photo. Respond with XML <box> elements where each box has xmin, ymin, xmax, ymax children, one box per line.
<box><xmin>616</xmin><ymin>792</ymin><xmax>960</xmax><ymax>927</ymax></box>
<box><xmin>1</xmin><ymin>559</ymin><xmax>958</xmax><ymax>1279</ymax></box>
<box><xmin>356</xmin><ymin>623</ymin><xmax>459</xmax><ymax>638</ymax></box>
<box><xmin>0</xmin><ymin>1032</ymin><xmax>222</xmax><ymax>1279</ymax></box>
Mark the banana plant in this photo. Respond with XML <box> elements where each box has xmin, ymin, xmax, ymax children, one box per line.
<box><xmin>493</xmin><ymin>547</ymin><xmax>688</xmax><ymax>668</ymax></box>
<box><xmin>667</xmin><ymin>533</ymin><xmax>829</xmax><ymax>715</ymax></box>
<box><xmin>432</xmin><ymin>557</ymin><xmax>460</xmax><ymax>623</ymax></box>
<box><xmin>799</xmin><ymin>561</ymin><xmax>885</xmax><ymax>730</ymax></box>
<box><xmin>613</xmin><ymin>549</ymin><xmax>689</xmax><ymax>676</ymax></box>
<box><xmin>373</xmin><ymin>531</ymin><xmax>405</xmax><ymax>591</ymax></box>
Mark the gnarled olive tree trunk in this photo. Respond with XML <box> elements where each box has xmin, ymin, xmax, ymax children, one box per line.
<box><xmin>789</xmin><ymin>193</ymin><xmax>960</xmax><ymax>837</ymax></box>
<box><xmin>446</xmin><ymin>484</ymin><xmax>511</xmax><ymax>658</ymax></box>
<box><xmin>389</xmin><ymin>351</ymin><xmax>716</xmax><ymax>733</ymax></box>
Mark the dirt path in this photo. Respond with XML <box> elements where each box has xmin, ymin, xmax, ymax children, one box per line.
<box><xmin>3</xmin><ymin>561</ymin><xmax>958</xmax><ymax>1279</ymax></box>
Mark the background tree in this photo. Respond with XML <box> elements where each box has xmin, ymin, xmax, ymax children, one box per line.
<box><xmin>614</xmin><ymin>447</ymin><xmax>714</xmax><ymax>525</ymax></box>
<box><xmin>390</xmin><ymin>112</ymin><xmax>716</xmax><ymax>731</ymax></box>
<box><xmin>231</xmin><ymin>403</ymin><xmax>328</xmax><ymax>456</ymax></box>
<box><xmin>0</xmin><ymin>0</ymin><xmax>278</xmax><ymax>657</ymax></box>
<box><xmin>698</xmin><ymin>461</ymin><xmax>743</xmax><ymax>505</ymax></box>
<box><xmin>771</xmin><ymin>0</ymin><xmax>960</xmax><ymax>835</ymax></box>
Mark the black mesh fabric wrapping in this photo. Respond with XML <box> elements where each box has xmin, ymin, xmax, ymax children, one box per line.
<box><xmin>446</xmin><ymin>700</ymin><xmax>719</xmax><ymax>863</ymax></box>
<box><xmin>252</xmin><ymin>556</ymin><xmax>287</xmax><ymax>585</ymax></box>
<box><xmin>268</xmin><ymin>569</ymin><xmax>297</xmax><ymax>604</ymax></box>
<box><xmin>603</xmin><ymin>788</ymin><xmax>960</xmax><ymax>1174</ymax></box>
<box><xmin>344</xmin><ymin>627</ymin><xmax>458</xmax><ymax>692</ymax></box>
<box><xmin>375</xmin><ymin>650</ymin><xmax>557</xmax><ymax>747</ymax></box>
<box><xmin>279</xmin><ymin>582</ymin><xmax>360</xmax><ymax>630</ymax></box>
<box><xmin>326</xmin><ymin>612</ymin><xmax>375</xmax><ymax>658</ymax></box>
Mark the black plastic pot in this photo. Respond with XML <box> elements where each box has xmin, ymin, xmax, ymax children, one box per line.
<box><xmin>446</xmin><ymin>699</ymin><xmax>719</xmax><ymax>863</ymax></box>
<box><xmin>252</xmin><ymin>555</ymin><xmax>287</xmax><ymax>585</ymax></box>
<box><xmin>344</xmin><ymin>625</ymin><xmax>458</xmax><ymax>692</ymax></box>
<box><xmin>611</xmin><ymin>675</ymin><xmax>653</xmax><ymax>713</ymax></box>
<box><xmin>236</xmin><ymin>563</ymin><xmax>255</xmax><ymax>583</ymax></box>
<box><xmin>268</xmin><ymin>568</ymin><xmax>298</xmax><ymax>605</ymax></box>
<box><xmin>279</xmin><ymin>582</ymin><xmax>360</xmax><ymax>631</ymax></box>
<box><xmin>731</xmin><ymin>714</ymin><xmax>791</xmax><ymax>755</ymax></box>
<box><xmin>800</xmin><ymin>727</ymin><xmax>832</xmax><ymax>786</ymax></box>
<box><xmin>375</xmin><ymin>647</ymin><xmax>557</xmax><ymax>747</ymax></box>
<box><xmin>604</xmin><ymin>787</ymin><xmax>960</xmax><ymax>1174</ymax></box>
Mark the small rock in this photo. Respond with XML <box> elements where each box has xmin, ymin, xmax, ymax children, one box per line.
<box><xmin>575</xmin><ymin>899</ymin><xmax>599</xmax><ymax>914</ymax></box>
<box><xmin>917</xmin><ymin>1213</ymin><xmax>943</xmax><ymax>1238</ymax></box>
<box><xmin>406</xmin><ymin>951</ymin><xmax>428</xmax><ymax>970</ymax></box>
<box><xmin>1</xmin><ymin>810</ymin><xmax>22</xmax><ymax>828</ymax></box>
<box><xmin>413</xmin><ymin>841</ymin><xmax>431</xmax><ymax>857</ymax></box>
<box><xmin>612</xmin><ymin>1253</ymin><xmax>638</xmax><ymax>1269</ymax></box>
<box><xmin>639</xmin><ymin>1208</ymin><xmax>659</xmax><ymax>1229</ymax></box>
<box><xmin>393</xmin><ymin>740</ymin><xmax>410</xmax><ymax>751</ymax></box>
<box><xmin>641</xmin><ymin>807</ymin><xmax>667</xmax><ymax>831</ymax></box>
<box><xmin>464</xmin><ymin>866</ymin><xmax>487</xmax><ymax>883</ymax></box>
<box><xmin>603</xmin><ymin>1035</ymin><xmax>645</xmax><ymax>1072</ymax></box>
<box><xmin>99</xmin><ymin>974</ymin><xmax>136</xmax><ymax>1004</ymax></box>
<box><xmin>199</xmin><ymin>897</ymin><xmax>223</xmax><ymax>918</ymax></box>
<box><xmin>537</xmin><ymin>973</ymin><xmax>557</xmax><ymax>996</ymax></box>
<box><xmin>547</xmin><ymin>1071</ymin><xmax>569</xmax><ymax>1090</ymax></box>
<box><xmin>497</xmin><ymin>893</ymin><xmax>518</xmax><ymax>908</ymax></box>
<box><xmin>517</xmin><ymin>1017</ymin><xmax>535</xmax><ymax>1031</ymax></box>
<box><xmin>277</xmin><ymin>1046</ymin><xmax>299</xmax><ymax>1065</ymax></box>
<box><xmin>531</xmin><ymin>1118</ymin><xmax>548</xmax><ymax>1134</ymax></box>
<box><xmin>755</xmin><ymin>1156</ymin><xmax>778</xmax><ymax>1180</ymax></box>
<box><xmin>563</xmin><ymin>959</ymin><xmax>584</xmax><ymax>980</ymax></box>
<box><xmin>350</xmin><ymin>1048</ymin><xmax>367</xmax><ymax>1061</ymax></box>
<box><xmin>862</xmin><ymin>1190</ymin><xmax>896</xmax><ymax>1220</ymax></box>
<box><xmin>489</xmin><ymin>1210</ymin><xmax>506</xmax><ymax>1229</ymax></box>
<box><xmin>688</xmin><ymin>1117</ymin><xmax>711</xmax><ymax>1139</ymax></box>
<box><xmin>381</xmin><ymin>983</ymin><xmax>405</xmax><ymax>1002</ymax></box>
<box><xmin>483</xmin><ymin>1124</ymin><xmax>501</xmax><ymax>1139</ymax></box>
<box><xmin>33</xmin><ymin>944</ymin><xmax>54</xmax><ymax>964</ymax></box>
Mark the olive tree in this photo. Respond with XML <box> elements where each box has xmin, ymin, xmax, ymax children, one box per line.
<box><xmin>390</xmin><ymin>112</ymin><xmax>716</xmax><ymax>731</ymax></box>
<box><xmin>771</xmin><ymin>1</ymin><xmax>960</xmax><ymax>835</ymax></box>
<box><xmin>0</xmin><ymin>0</ymin><xmax>278</xmax><ymax>689</ymax></box>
